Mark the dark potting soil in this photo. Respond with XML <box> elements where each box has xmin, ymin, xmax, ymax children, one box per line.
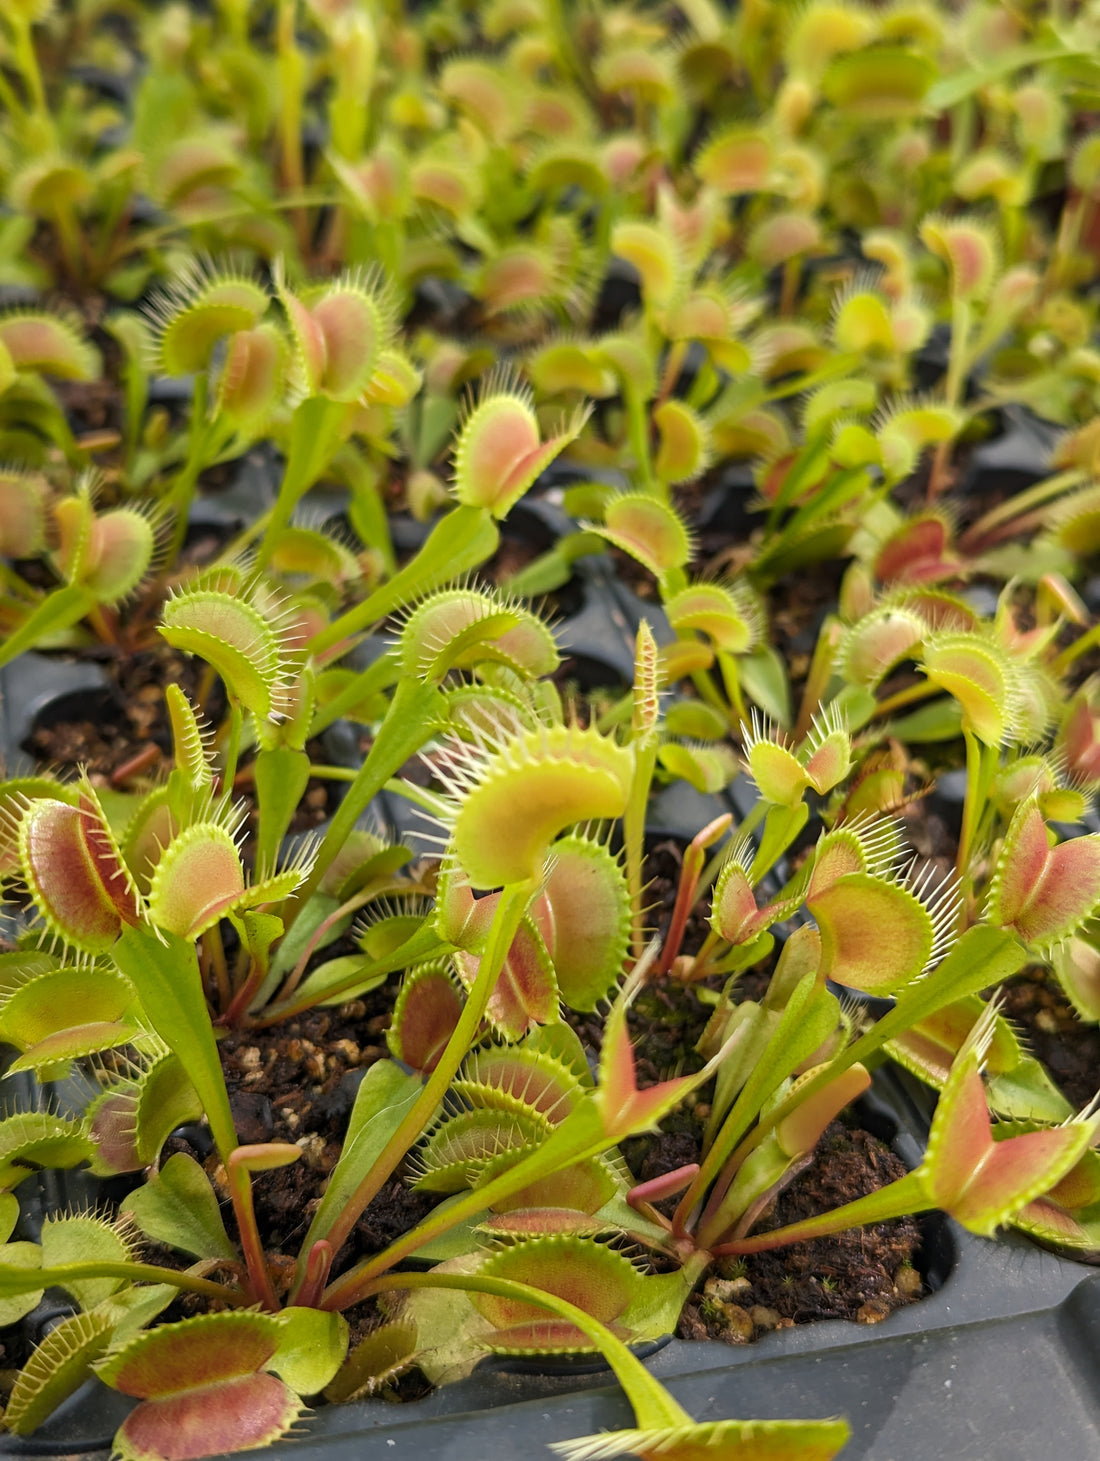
<box><xmin>22</xmin><ymin>643</ymin><xmax>336</xmax><ymax>836</ymax></box>
<box><xmin>1001</xmin><ymin>966</ymin><xmax>1100</xmax><ymax>1113</ymax></box>
<box><xmin>676</xmin><ymin>1127</ymin><xmax>922</xmax><ymax>1343</ymax></box>
<box><xmin>163</xmin><ymin>991</ymin><xmax>439</xmax><ymax>1282</ymax></box>
<box><xmin>24</xmin><ymin>644</ymin><xmax>210</xmax><ymax>779</ymax></box>
<box><xmin>564</xmin><ymin>850</ymin><xmax>925</xmax><ymax>1343</ymax></box>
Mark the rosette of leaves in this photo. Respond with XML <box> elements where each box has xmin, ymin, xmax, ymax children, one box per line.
<box><xmin>414</xmin><ymin>827</ymin><xmax>632</xmax><ymax>1050</ymax></box>
<box><xmin>617</xmin><ymin>799</ymin><xmax>1066</xmax><ymax>1277</ymax></box>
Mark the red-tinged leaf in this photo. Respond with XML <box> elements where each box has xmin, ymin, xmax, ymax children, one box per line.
<box><xmin>85</xmin><ymin>510</ymin><xmax>155</xmax><ymax>603</ymax></box>
<box><xmin>806</xmin><ymin>838</ymin><xmax>866</xmax><ymax>899</ymax></box>
<box><xmin>953</xmin><ymin>1123</ymin><xmax>1091</xmax><ymax>1233</ymax></box>
<box><xmin>531</xmin><ymin>836</ymin><xmax>631</xmax><ymax>1011</ymax></box>
<box><xmin>387</xmin><ymin>961</ymin><xmax>463</xmax><ymax>1073</ymax></box>
<box><xmin>455</xmin><ymin>393</ymin><xmax>536</xmax><ymax>507</ymax></box>
<box><xmin>598</xmin><ymin>493</ymin><xmax>692</xmax><ymax>573</ymax></box>
<box><xmin>87</xmin><ymin>1090</ymin><xmax>142</xmax><ymax>1173</ymax></box>
<box><xmin>280</xmin><ymin>287</ymin><xmax>327</xmax><ymax>393</ymax></box>
<box><xmin>455</xmin><ymin>915</ymin><xmax>558</xmax><ymax>1039</ymax></box>
<box><xmin>803</xmin><ymin>733</ymin><xmax>850</xmax><ymax>795</ymax></box>
<box><xmin>923</xmin><ymin>1054</ymin><xmax>1095</xmax><ymax>1236</ymax></box>
<box><xmin>776</xmin><ymin>1064</ymin><xmax>871</xmax><ymax>1157</ymax></box>
<box><xmin>217</xmin><ymin>324</ymin><xmax>285</xmax><ymax>429</ymax></box>
<box><xmin>711</xmin><ymin>861</ymin><xmax>759</xmax><ymax>943</ymax></box>
<box><xmin>475</xmin><ymin>1237</ymin><xmax>635</xmax><ymax>1338</ymax></box>
<box><xmin>595</xmin><ymin>1004</ymin><xmax>695</xmax><ymax>1137</ymax></box>
<box><xmin>0</xmin><ymin>469</ymin><xmax>48</xmax><ymax>557</ymax></box>
<box><xmin>987</xmin><ymin>799</ymin><xmax>1051</xmax><ymax>926</ymax></box>
<box><xmin>98</xmin><ymin>1312</ymin><xmax>281</xmax><ymax>1396</ymax></box>
<box><xmin>1011</xmin><ymin>834</ymin><xmax>1100</xmax><ymax>946</ymax></box>
<box><xmin>0</xmin><ymin>310</ymin><xmax>99</xmax><ymax>379</ymax></box>
<box><xmin>311</xmin><ymin>288</ymin><xmax>382</xmax><ymax>402</ymax></box>
<box><xmin>451</xmin><ymin>379</ymin><xmax>588</xmax><ymax>520</ymax></box>
<box><xmin>628</xmin><ymin>1164</ymin><xmax>700</xmax><ymax>1208</ymax></box>
<box><xmin>696</xmin><ymin>126</ymin><xmax>773</xmax><ymax>193</ymax></box>
<box><xmin>112</xmin><ymin>1373</ymin><xmax>302</xmax><ymax>1461</ymax></box>
<box><xmin>483</xmin><ymin>1318</ymin><xmax>628</xmax><ymax>1353</ymax></box>
<box><xmin>809</xmin><ymin>872</ymin><xmax>932</xmax><ymax>994</ymax></box>
<box><xmin>1062</xmin><ymin>697</ymin><xmax>1100</xmax><ymax>783</ymax></box>
<box><xmin>1015</xmin><ymin>1196</ymin><xmax>1091</xmax><ymax>1247</ymax></box>
<box><xmin>485</xmin><ymin>1156</ymin><xmax>615</xmax><ymax>1214</ymax></box>
<box><xmin>479</xmin><ymin>1208</ymin><xmax>606</xmax><ymax>1237</ymax></box>
<box><xmin>20</xmin><ymin>794</ymin><xmax>141</xmax><ymax>953</ymax></box>
<box><xmin>874</xmin><ymin>516</ymin><xmax>953</xmax><ymax>585</ymax></box>
<box><xmin>989</xmin><ymin>800</ymin><xmax>1100</xmax><ymax>947</ymax></box>
<box><xmin>842</xmin><ymin>607</ymin><xmax>925</xmax><ymax>686</ymax></box>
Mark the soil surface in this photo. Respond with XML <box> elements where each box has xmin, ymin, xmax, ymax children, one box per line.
<box><xmin>21</xmin><ymin>641</ymin><xmax>336</xmax><ymax>836</ymax></box>
<box><xmin>1001</xmin><ymin>966</ymin><xmax>1100</xmax><ymax>1112</ymax></box>
<box><xmin>163</xmin><ymin>989</ymin><xmax>438</xmax><ymax>1284</ymax></box>
<box><xmin>24</xmin><ymin>643</ymin><xmax>211</xmax><ymax>780</ymax></box>
<box><xmin>677</xmin><ymin>1126</ymin><xmax>922</xmax><ymax>1342</ymax></box>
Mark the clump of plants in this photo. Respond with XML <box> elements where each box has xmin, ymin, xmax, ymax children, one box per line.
<box><xmin>2</xmin><ymin>0</ymin><xmax>1100</xmax><ymax>1457</ymax></box>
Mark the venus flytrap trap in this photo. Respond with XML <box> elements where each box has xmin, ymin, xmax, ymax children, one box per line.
<box><xmin>0</xmin><ymin>304</ymin><xmax>101</xmax><ymax>468</ymax></box>
<box><xmin>258</xmin><ymin>260</ymin><xmax>416</xmax><ymax>562</ymax></box>
<box><xmin>145</xmin><ymin>258</ymin><xmax>282</xmax><ymax>556</ymax></box>
<box><xmin>0</xmin><ymin>466</ymin><xmax>174</xmax><ymax>671</ymax></box>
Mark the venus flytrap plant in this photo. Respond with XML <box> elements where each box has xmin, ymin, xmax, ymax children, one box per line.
<box><xmin>715</xmin><ymin>1002</ymin><xmax>1100</xmax><ymax>1259</ymax></box>
<box><xmin>640</xmin><ymin>815</ymin><xmax>971</xmax><ymax>1265</ymax></box>
<box><xmin>918</xmin><ymin>627</ymin><xmax>1038</xmax><ymax>884</ymax></box>
<box><xmin>158</xmin><ymin>565</ymin><xmax>315</xmax><ymax>873</ymax></box>
<box><xmin>0</xmin><ymin>465</ymin><xmax>174</xmax><ymax>671</ymax></box>
<box><xmin>273</xmin><ymin>722</ymin><xmax>646</xmax><ymax>1307</ymax></box>
<box><xmin>370</xmin><ymin>1270</ymin><xmax>849</xmax><ymax>1461</ymax></box>
<box><xmin>286</xmin><ymin>368</ymin><xmax>590</xmax><ymax>914</ymax></box>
